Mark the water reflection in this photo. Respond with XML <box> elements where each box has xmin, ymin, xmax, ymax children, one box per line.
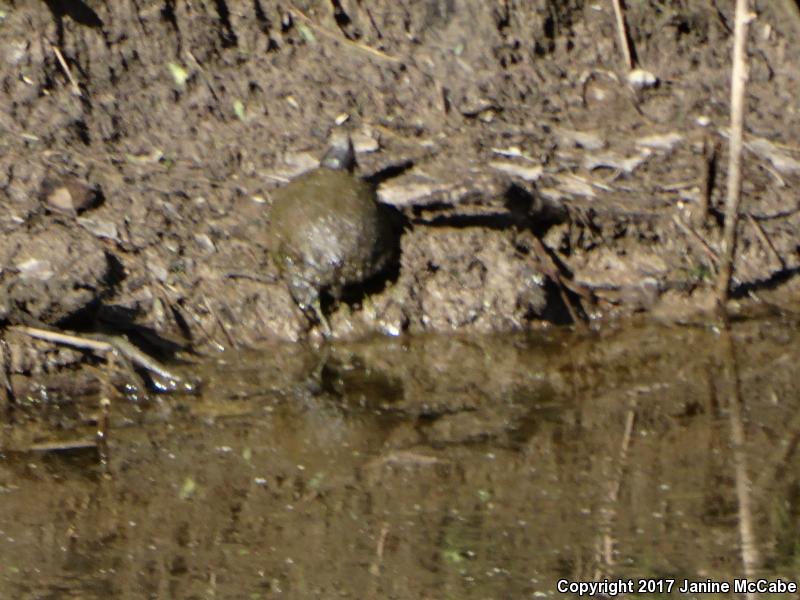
<box><xmin>1</xmin><ymin>316</ymin><xmax>799</xmax><ymax>598</ymax></box>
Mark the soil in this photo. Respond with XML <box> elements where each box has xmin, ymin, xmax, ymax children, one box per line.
<box><xmin>1</xmin><ymin>1</ymin><xmax>799</xmax><ymax>380</ymax></box>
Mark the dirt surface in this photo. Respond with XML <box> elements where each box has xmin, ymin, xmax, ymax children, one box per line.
<box><xmin>0</xmin><ymin>1</ymin><xmax>799</xmax><ymax>367</ymax></box>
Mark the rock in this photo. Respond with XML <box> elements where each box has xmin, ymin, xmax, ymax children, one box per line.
<box><xmin>40</xmin><ymin>175</ymin><xmax>102</xmax><ymax>216</ymax></box>
<box><xmin>268</xmin><ymin>132</ymin><xmax>401</xmax><ymax>334</ymax></box>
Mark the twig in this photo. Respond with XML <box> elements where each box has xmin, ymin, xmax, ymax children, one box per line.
<box><xmin>96</xmin><ymin>397</ymin><xmax>111</xmax><ymax>467</ymax></box>
<box><xmin>15</xmin><ymin>326</ymin><xmax>113</xmax><ymax>353</ymax></box>
<box><xmin>672</xmin><ymin>214</ymin><xmax>720</xmax><ymax>265</ymax></box>
<box><xmin>288</xmin><ymin>6</ymin><xmax>402</xmax><ymax>64</ymax></box>
<box><xmin>746</xmin><ymin>213</ymin><xmax>785</xmax><ymax>270</ymax></box>
<box><xmin>611</xmin><ymin>0</ymin><xmax>634</xmax><ymax>70</ymax></box>
<box><xmin>26</xmin><ymin>439</ymin><xmax>97</xmax><ymax>452</ymax></box>
<box><xmin>717</xmin><ymin>0</ymin><xmax>753</xmax><ymax>303</ymax></box>
<box><xmin>12</xmin><ymin>326</ymin><xmax>183</xmax><ymax>383</ymax></box>
<box><xmin>185</xmin><ymin>50</ymin><xmax>222</xmax><ymax>104</ymax></box>
<box><xmin>51</xmin><ymin>45</ymin><xmax>82</xmax><ymax>96</ymax></box>
<box><xmin>368</xmin><ymin>522</ymin><xmax>390</xmax><ymax>575</ymax></box>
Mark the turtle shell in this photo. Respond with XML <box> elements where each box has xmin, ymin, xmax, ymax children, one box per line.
<box><xmin>269</xmin><ymin>166</ymin><xmax>398</xmax><ymax>311</ymax></box>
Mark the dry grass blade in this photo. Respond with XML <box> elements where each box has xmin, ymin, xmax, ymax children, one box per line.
<box><xmin>716</xmin><ymin>0</ymin><xmax>753</xmax><ymax>303</ymax></box>
<box><xmin>51</xmin><ymin>45</ymin><xmax>82</xmax><ymax>96</ymax></box>
<box><xmin>288</xmin><ymin>5</ymin><xmax>402</xmax><ymax>64</ymax></box>
<box><xmin>672</xmin><ymin>214</ymin><xmax>720</xmax><ymax>266</ymax></box>
<box><xmin>611</xmin><ymin>0</ymin><xmax>633</xmax><ymax>70</ymax></box>
<box><xmin>746</xmin><ymin>213</ymin><xmax>785</xmax><ymax>270</ymax></box>
<box><xmin>368</xmin><ymin>522</ymin><xmax>390</xmax><ymax>576</ymax></box>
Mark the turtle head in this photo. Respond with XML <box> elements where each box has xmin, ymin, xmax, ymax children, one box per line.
<box><xmin>320</xmin><ymin>131</ymin><xmax>356</xmax><ymax>172</ymax></box>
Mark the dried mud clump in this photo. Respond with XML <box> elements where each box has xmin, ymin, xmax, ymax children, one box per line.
<box><xmin>0</xmin><ymin>222</ymin><xmax>113</xmax><ymax>326</ymax></box>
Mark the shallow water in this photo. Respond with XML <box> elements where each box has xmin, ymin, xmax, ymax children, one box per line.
<box><xmin>1</xmin><ymin>315</ymin><xmax>800</xmax><ymax>599</ymax></box>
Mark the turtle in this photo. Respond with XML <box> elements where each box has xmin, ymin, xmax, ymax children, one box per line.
<box><xmin>268</xmin><ymin>132</ymin><xmax>401</xmax><ymax>335</ymax></box>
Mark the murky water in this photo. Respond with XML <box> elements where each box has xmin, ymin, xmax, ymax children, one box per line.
<box><xmin>1</xmin><ymin>315</ymin><xmax>800</xmax><ymax>599</ymax></box>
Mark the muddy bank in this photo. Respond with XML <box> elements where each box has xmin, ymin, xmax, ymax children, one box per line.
<box><xmin>0</xmin><ymin>1</ymin><xmax>799</xmax><ymax>385</ymax></box>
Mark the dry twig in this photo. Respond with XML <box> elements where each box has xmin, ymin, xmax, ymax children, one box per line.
<box><xmin>51</xmin><ymin>45</ymin><xmax>82</xmax><ymax>96</ymax></box>
<box><xmin>717</xmin><ymin>0</ymin><xmax>753</xmax><ymax>303</ymax></box>
<box><xmin>368</xmin><ymin>522</ymin><xmax>390</xmax><ymax>576</ymax></box>
<box><xmin>11</xmin><ymin>326</ymin><xmax>183</xmax><ymax>384</ymax></box>
<box><xmin>746</xmin><ymin>213</ymin><xmax>785</xmax><ymax>270</ymax></box>
<box><xmin>288</xmin><ymin>5</ymin><xmax>401</xmax><ymax>64</ymax></box>
<box><xmin>611</xmin><ymin>0</ymin><xmax>634</xmax><ymax>70</ymax></box>
<box><xmin>672</xmin><ymin>214</ymin><xmax>720</xmax><ymax>265</ymax></box>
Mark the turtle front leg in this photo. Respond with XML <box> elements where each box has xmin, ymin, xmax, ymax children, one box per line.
<box><xmin>304</xmin><ymin>297</ymin><xmax>332</xmax><ymax>338</ymax></box>
<box><xmin>288</xmin><ymin>278</ymin><xmax>332</xmax><ymax>338</ymax></box>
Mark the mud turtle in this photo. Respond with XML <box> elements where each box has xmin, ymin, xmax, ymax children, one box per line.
<box><xmin>269</xmin><ymin>132</ymin><xmax>400</xmax><ymax>334</ymax></box>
